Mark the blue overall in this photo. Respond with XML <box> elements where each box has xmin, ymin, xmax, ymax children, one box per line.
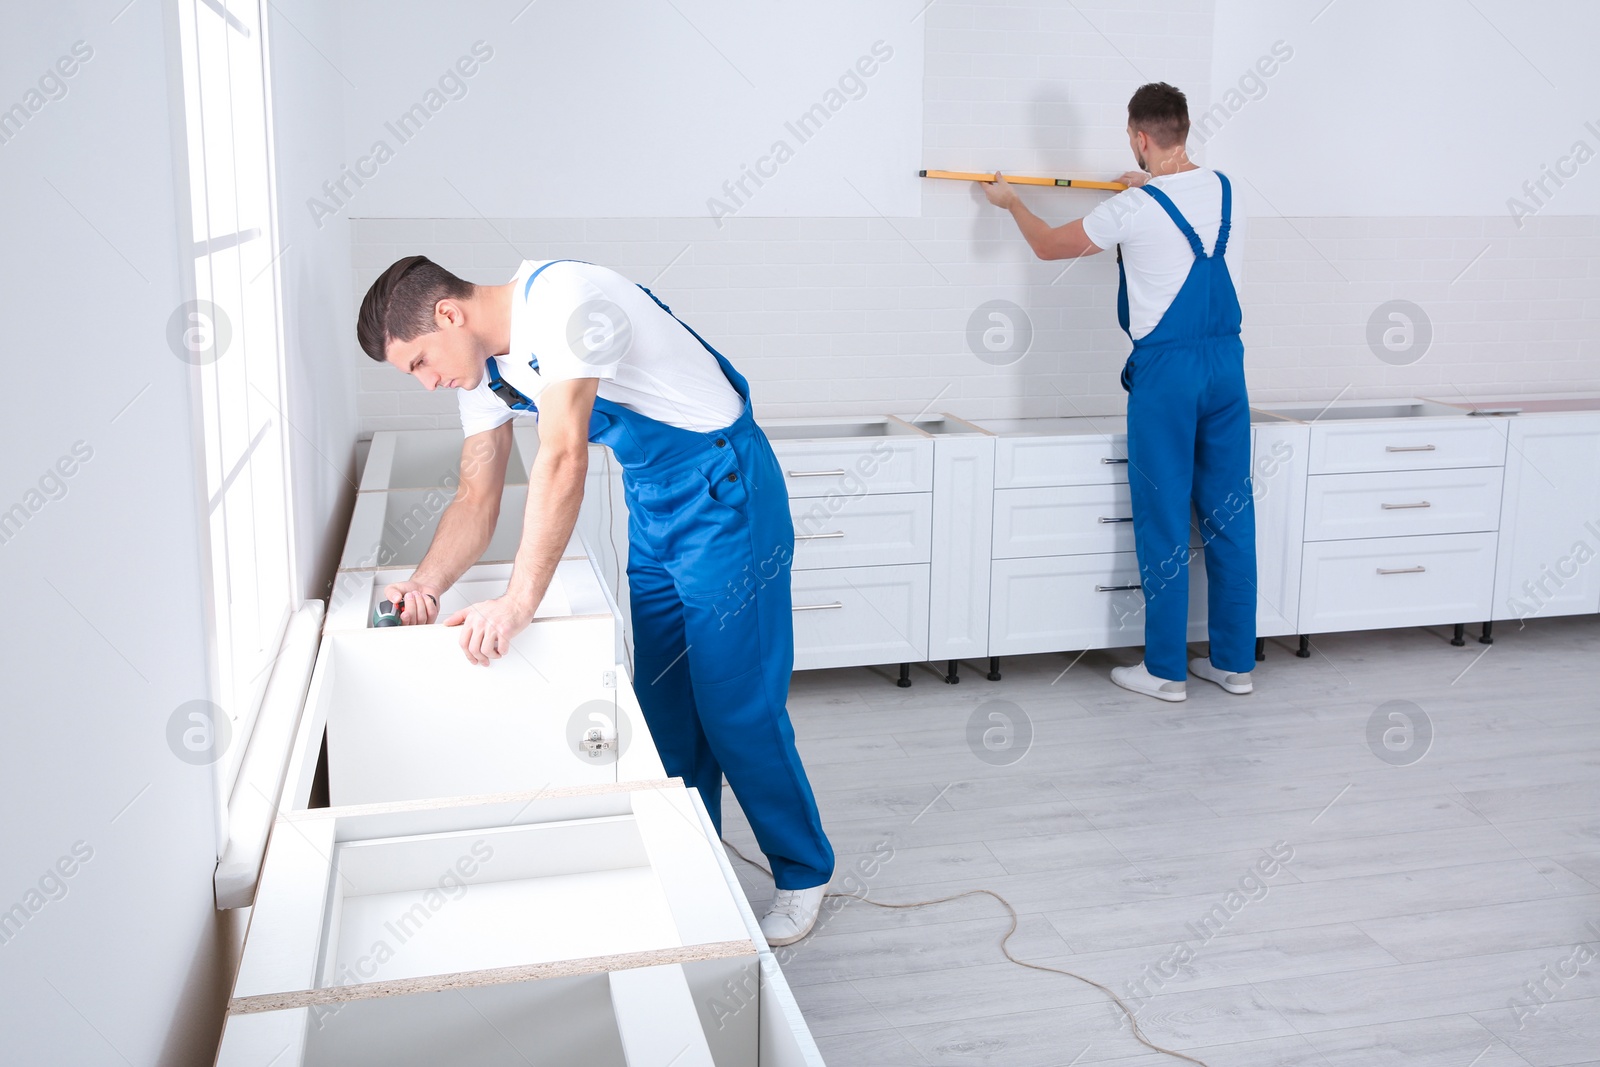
<box><xmin>1115</xmin><ymin>173</ymin><xmax>1257</xmax><ymax>682</ymax></box>
<box><xmin>491</xmin><ymin>261</ymin><xmax>834</xmax><ymax>891</ymax></box>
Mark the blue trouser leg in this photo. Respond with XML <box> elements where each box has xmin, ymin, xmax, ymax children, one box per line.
<box><xmin>627</xmin><ymin>538</ymin><xmax>725</xmax><ymax>826</ymax></box>
<box><xmin>1193</xmin><ymin>343</ymin><xmax>1257</xmax><ymax>674</ymax></box>
<box><xmin>1126</xmin><ymin>348</ymin><xmax>1200</xmax><ymax>682</ymax></box>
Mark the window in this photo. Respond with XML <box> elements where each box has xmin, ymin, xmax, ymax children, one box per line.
<box><xmin>174</xmin><ymin>0</ymin><xmax>295</xmax><ymax>798</ymax></box>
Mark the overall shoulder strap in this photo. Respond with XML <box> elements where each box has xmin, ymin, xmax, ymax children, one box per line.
<box><xmin>484</xmin><ymin>359</ymin><xmax>537</xmax><ymax>411</ymax></box>
<box><xmin>521</xmin><ymin>258</ymin><xmax>592</xmax><ymax>301</ymax></box>
<box><xmin>1213</xmin><ymin>171</ymin><xmax>1233</xmax><ymax>258</ymax></box>
<box><xmin>1138</xmin><ymin>182</ymin><xmax>1206</xmax><ymax>258</ymax></box>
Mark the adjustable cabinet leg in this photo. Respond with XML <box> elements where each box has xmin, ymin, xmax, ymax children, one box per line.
<box><xmin>1479</xmin><ymin>620</ymin><xmax>1494</xmax><ymax>645</ymax></box>
<box><xmin>1255</xmin><ymin>637</ymin><xmax>1266</xmax><ymax>662</ymax></box>
<box><xmin>1296</xmin><ymin>634</ymin><xmax>1311</xmax><ymax>658</ymax></box>
<box><xmin>987</xmin><ymin>657</ymin><xmax>1002</xmax><ymax>681</ymax></box>
<box><xmin>944</xmin><ymin>659</ymin><xmax>960</xmax><ymax>684</ymax></box>
<box><xmin>897</xmin><ymin>662</ymin><xmax>912</xmax><ymax>688</ymax></box>
<box><xmin>1451</xmin><ymin>623</ymin><xmax>1466</xmax><ymax>647</ymax></box>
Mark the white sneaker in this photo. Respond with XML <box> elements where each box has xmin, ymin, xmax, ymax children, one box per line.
<box><xmin>760</xmin><ymin>885</ymin><xmax>825</xmax><ymax>947</ymax></box>
<box><xmin>1110</xmin><ymin>661</ymin><xmax>1187</xmax><ymax>702</ymax></box>
<box><xmin>1189</xmin><ymin>657</ymin><xmax>1254</xmax><ymax>694</ymax></box>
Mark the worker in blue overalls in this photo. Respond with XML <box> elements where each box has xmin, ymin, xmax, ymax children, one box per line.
<box><xmin>984</xmin><ymin>81</ymin><xmax>1257</xmax><ymax>702</ymax></box>
<box><xmin>357</xmin><ymin>256</ymin><xmax>834</xmax><ymax>943</ymax></box>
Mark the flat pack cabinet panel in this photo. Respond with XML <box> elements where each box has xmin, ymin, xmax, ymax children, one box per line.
<box><xmin>1303</xmin><ymin>467</ymin><xmax>1503</xmax><ymax>542</ymax></box>
<box><xmin>989</xmin><ymin>552</ymin><xmax>1208</xmax><ymax>656</ymax></box>
<box><xmin>324</xmin><ymin>558</ymin><xmax>613</xmax><ymax>633</ymax></box>
<box><xmin>1298</xmin><ymin>532</ymin><xmax>1497</xmax><ymax>634</ymax></box>
<box><xmin>360</xmin><ymin>428</ymin><xmax>531</xmax><ymax>492</ymax></box>
<box><xmin>928</xmin><ymin>434</ymin><xmax>995</xmax><ymax>661</ymax></box>
<box><xmin>1308</xmin><ymin>419</ymin><xmax>1506</xmax><ymax>475</ymax></box>
<box><xmin>340</xmin><ymin>486</ymin><xmax>582</xmax><ymax>571</ymax></box>
<box><xmin>790</xmin><ymin>564</ymin><xmax>929</xmax><ymax>669</ymax></box>
<box><xmin>1493</xmin><ymin>413</ymin><xmax>1600</xmax><ymax>621</ymax></box>
<box><xmin>1251</xmin><ymin>423</ymin><xmax>1309</xmax><ymax>638</ymax></box>
<box><xmin>789</xmin><ymin>491</ymin><xmax>933</xmax><ymax>570</ymax></box>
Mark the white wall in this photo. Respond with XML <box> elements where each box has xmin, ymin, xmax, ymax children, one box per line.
<box><xmin>325</xmin><ymin>0</ymin><xmax>924</xmax><ymax>220</ymax></box>
<box><xmin>1208</xmin><ymin>0</ymin><xmax>1600</xmax><ymax>219</ymax></box>
<box><xmin>0</xmin><ymin>2</ymin><xmax>240</xmax><ymax>1064</ymax></box>
<box><xmin>270</xmin><ymin>0</ymin><xmax>362</xmax><ymax>599</ymax></box>
<box><xmin>349</xmin><ymin>0</ymin><xmax>1599</xmax><ymax>431</ymax></box>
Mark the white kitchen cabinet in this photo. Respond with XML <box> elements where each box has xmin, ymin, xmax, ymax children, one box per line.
<box><xmin>359</xmin><ymin>428</ymin><xmax>535</xmax><ymax>492</ymax></box>
<box><xmin>989</xmin><ymin>550</ymin><xmax>1210</xmax><ymax>655</ymax></box>
<box><xmin>789</xmin><ymin>564</ymin><xmax>930</xmax><ymax>670</ymax></box>
<box><xmin>281</xmin><ymin>621</ymin><xmax>665</xmax><ymax>815</ymax></box>
<box><xmin>1251</xmin><ymin>421</ymin><xmax>1308</xmax><ymax>639</ymax></box>
<box><xmin>917</xmin><ymin>416</ymin><xmax>996</xmax><ymax>672</ymax></box>
<box><xmin>789</xmin><ymin>491</ymin><xmax>932</xmax><ymax>570</ymax></box>
<box><xmin>1302</xmin><ymin>467</ymin><xmax>1503</xmax><ymax>542</ymax></box>
<box><xmin>1490</xmin><ymin>411</ymin><xmax>1600</xmax><ymax>621</ymax></box>
<box><xmin>767</xmin><ymin>416</ymin><xmax>933</xmax><ymax>498</ymax></box>
<box><xmin>216</xmin><ymin>783</ymin><xmax>825</xmax><ymax>1066</ymax></box>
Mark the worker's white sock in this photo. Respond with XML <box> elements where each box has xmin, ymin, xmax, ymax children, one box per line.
<box><xmin>1189</xmin><ymin>657</ymin><xmax>1254</xmax><ymax>694</ymax></box>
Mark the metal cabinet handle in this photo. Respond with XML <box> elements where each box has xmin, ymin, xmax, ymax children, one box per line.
<box><xmin>795</xmin><ymin>532</ymin><xmax>845</xmax><ymax>541</ymax></box>
<box><xmin>1385</xmin><ymin>444</ymin><xmax>1437</xmax><ymax>452</ymax></box>
<box><xmin>787</xmin><ymin>468</ymin><xmax>847</xmax><ymax>478</ymax></box>
<box><xmin>1381</xmin><ymin>501</ymin><xmax>1431</xmax><ymax>510</ymax></box>
<box><xmin>1100</xmin><ymin>457</ymin><xmax>1129</xmax><ymax>465</ymax></box>
<box><xmin>1095</xmin><ymin>583</ymin><xmax>1142</xmax><ymax>592</ymax></box>
<box><xmin>1376</xmin><ymin>566</ymin><xmax>1426</xmax><ymax>575</ymax></box>
<box><xmin>1097</xmin><ymin>516</ymin><xmax>1134</xmax><ymax>524</ymax></box>
<box><xmin>793</xmin><ymin>601</ymin><xmax>844</xmax><ymax>611</ymax></box>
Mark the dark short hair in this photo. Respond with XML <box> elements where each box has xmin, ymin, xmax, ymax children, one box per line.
<box><xmin>357</xmin><ymin>256</ymin><xmax>475</xmax><ymax>363</ymax></box>
<box><xmin>1127</xmin><ymin>82</ymin><xmax>1189</xmax><ymax>148</ymax></box>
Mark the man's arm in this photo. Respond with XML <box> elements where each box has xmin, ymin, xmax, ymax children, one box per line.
<box><xmin>386</xmin><ymin>421</ymin><xmax>515</xmax><ymax>624</ymax></box>
<box><xmin>980</xmin><ymin>171</ymin><xmax>1144</xmax><ymax>260</ymax></box>
<box><xmin>446</xmin><ymin>378</ymin><xmax>598</xmax><ymax>665</ymax></box>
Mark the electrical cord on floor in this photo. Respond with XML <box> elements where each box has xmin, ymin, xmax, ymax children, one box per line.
<box><xmin>721</xmin><ymin>837</ymin><xmax>1211</xmax><ymax>1067</ymax></box>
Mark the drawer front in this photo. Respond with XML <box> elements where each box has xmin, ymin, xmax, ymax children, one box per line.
<box><xmin>790</xmin><ymin>564</ymin><xmax>929</xmax><ymax>669</ymax></box>
<box><xmin>1309</xmin><ymin>420</ymin><xmax>1505</xmax><ymax>474</ymax></box>
<box><xmin>1298</xmin><ymin>532</ymin><xmax>1496</xmax><ymax>634</ymax></box>
<box><xmin>993</xmin><ymin>484</ymin><xmax>1137</xmax><ymax>558</ymax></box>
<box><xmin>988</xmin><ymin>552</ymin><xmax>1208</xmax><ymax>656</ymax></box>
<box><xmin>994</xmin><ymin>434</ymin><xmax>1130</xmax><ymax>489</ymax></box>
<box><xmin>771</xmin><ymin>439</ymin><xmax>933</xmax><ymax>498</ymax></box>
<box><xmin>789</xmin><ymin>492</ymin><xmax>933</xmax><ymax>570</ymax></box>
<box><xmin>1303</xmin><ymin>467</ymin><xmax>1504</xmax><ymax>541</ymax></box>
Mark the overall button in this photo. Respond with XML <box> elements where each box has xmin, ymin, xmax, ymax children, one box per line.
<box><xmin>714</xmin><ymin>438</ymin><xmax>726</xmax><ymax>447</ymax></box>
<box><xmin>726</xmin><ymin>472</ymin><xmax>738</xmax><ymax>482</ymax></box>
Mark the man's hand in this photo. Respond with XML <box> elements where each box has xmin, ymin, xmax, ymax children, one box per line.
<box><xmin>981</xmin><ymin>171</ymin><xmax>1020</xmax><ymax>210</ymax></box>
<box><xmin>1116</xmin><ymin>170</ymin><xmax>1150</xmax><ymax>188</ymax></box>
<box><xmin>445</xmin><ymin>595</ymin><xmax>532</xmax><ymax>666</ymax></box>
<box><xmin>383</xmin><ymin>580</ymin><xmax>441</xmax><ymax>625</ymax></box>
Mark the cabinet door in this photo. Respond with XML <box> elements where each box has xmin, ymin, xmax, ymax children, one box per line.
<box><xmin>1493</xmin><ymin>414</ymin><xmax>1600</xmax><ymax>621</ymax></box>
<box><xmin>790</xmin><ymin>564</ymin><xmax>930</xmax><ymax>669</ymax></box>
<box><xmin>928</xmin><ymin>435</ymin><xmax>995</xmax><ymax>661</ymax></box>
<box><xmin>1252</xmin><ymin>423</ymin><xmax>1308</xmax><ymax>638</ymax></box>
<box><xmin>1299</xmin><ymin>532</ymin><xmax>1497</xmax><ymax>635</ymax></box>
<box><xmin>989</xmin><ymin>552</ymin><xmax>1208</xmax><ymax>656</ymax></box>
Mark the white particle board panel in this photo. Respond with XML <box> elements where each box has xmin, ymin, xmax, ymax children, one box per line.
<box><xmin>1492</xmin><ymin>413</ymin><xmax>1600</xmax><ymax>621</ymax></box>
<box><xmin>216</xmin><ymin>784</ymin><xmax>821</xmax><ymax>1066</ymax></box>
<box><xmin>358</xmin><ymin>428</ymin><xmax>532</xmax><ymax>492</ymax></box>
<box><xmin>324</xmin><ymin>558</ymin><xmax>611</xmax><ymax>633</ymax></box>
<box><xmin>282</xmin><ymin>622</ymin><xmax>664</xmax><ymax>813</ymax></box>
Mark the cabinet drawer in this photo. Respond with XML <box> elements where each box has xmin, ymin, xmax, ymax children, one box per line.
<box><xmin>771</xmin><ymin>439</ymin><xmax>932</xmax><ymax>497</ymax></box>
<box><xmin>994</xmin><ymin>434</ymin><xmax>1130</xmax><ymax>489</ymax></box>
<box><xmin>1299</xmin><ymin>532</ymin><xmax>1496</xmax><ymax>634</ymax></box>
<box><xmin>789</xmin><ymin>492</ymin><xmax>932</xmax><ymax>570</ymax></box>
<box><xmin>790</xmin><ymin>564</ymin><xmax>929</xmax><ymax>669</ymax></box>
<box><xmin>1309</xmin><ymin>420</ymin><xmax>1505</xmax><ymax>474</ymax></box>
<box><xmin>988</xmin><ymin>552</ymin><xmax>1208</xmax><ymax>656</ymax></box>
<box><xmin>1303</xmin><ymin>467</ymin><xmax>1503</xmax><ymax>541</ymax></box>
<box><xmin>993</xmin><ymin>484</ymin><xmax>1137</xmax><ymax>557</ymax></box>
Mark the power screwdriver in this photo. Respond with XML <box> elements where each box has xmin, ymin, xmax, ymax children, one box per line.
<box><xmin>373</xmin><ymin>592</ymin><xmax>437</xmax><ymax>627</ymax></box>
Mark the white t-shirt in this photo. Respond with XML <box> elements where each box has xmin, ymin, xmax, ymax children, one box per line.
<box><xmin>1081</xmin><ymin>169</ymin><xmax>1242</xmax><ymax>341</ymax></box>
<box><xmin>457</xmin><ymin>260</ymin><xmax>745</xmax><ymax>438</ymax></box>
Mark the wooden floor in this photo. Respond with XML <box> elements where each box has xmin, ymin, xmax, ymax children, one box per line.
<box><xmin>722</xmin><ymin>616</ymin><xmax>1600</xmax><ymax>1067</ymax></box>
